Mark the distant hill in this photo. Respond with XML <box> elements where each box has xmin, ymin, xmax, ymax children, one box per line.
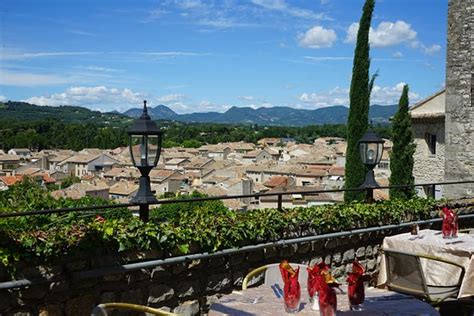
<box><xmin>0</xmin><ymin>101</ymin><xmax>132</xmax><ymax>125</ymax></box>
<box><xmin>0</xmin><ymin>101</ymin><xmax>397</xmax><ymax>126</ymax></box>
<box><xmin>124</xmin><ymin>104</ymin><xmax>397</xmax><ymax>126</ymax></box>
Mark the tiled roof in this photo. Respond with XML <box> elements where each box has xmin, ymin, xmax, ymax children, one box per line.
<box><xmin>0</xmin><ymin>154</ymin><xmax>21</xmax><ymax>162</ymax></box>
<box><xmin>0</xmin><ymin>175</ymin><xmax>23</xmax><ymax>186</ymax></box>
<box><xmin>109</xmin><ymin>181</ymin><xmax>139</xmax><ymax>196</ymax></box>
<box><xmin>60</xmin><ymin>154</ymin><xmax>100</xmax><ymax>164</ymax></box>
<box><xmin>263</xmin><ymin>176</ymin><xmax>289</xmax><ymax>188</ymax></box>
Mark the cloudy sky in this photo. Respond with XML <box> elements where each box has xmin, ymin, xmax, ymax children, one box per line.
<box><xmin>0</xmin><ymin>0</ymin><xmax>447</xmax><ymax>113</ymax></box>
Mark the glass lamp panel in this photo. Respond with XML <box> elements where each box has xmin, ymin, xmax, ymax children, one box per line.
<box><xmin>147</xmin><ymin>135</ymin><xmax>159</xmax><ymax>166</ymax></box>
<box><xmin>376</xmin><ymin>143</ymin><xmax>384</xmax><ymax>164</ymax></box>
<box><xmin>366</xmin><ymin>143</ymin><xmax>378</xmax><ymax>165</ymax></box>
<box><xmin>359</xmin><ymin>143</ymin><xmax>368</xmax><ymax>164</ymax></box>
<box><xmin>130</xmin><ymin>134</ymin><xmax>149</xmax><ymax>167</ymax></box>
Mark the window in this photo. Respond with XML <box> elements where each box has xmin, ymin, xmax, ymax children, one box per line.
<box><xmin>425</xmin><ymin>133</ymin><xmax>437</xmax><ymax>155</ymax></box>
<box><xmin>423</xmin><ymin>185</ymin><xmax>435</xmax><ymax>198</ymax></box>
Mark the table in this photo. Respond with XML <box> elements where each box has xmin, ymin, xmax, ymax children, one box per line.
<box><xmin>377</xmin><ymin>229</ymin><xmax>474</xmax><ymax>299</ymax></box>
<box><xmin>209</xmin><ymin>285</ymin><xmax>439</xmax><ymax>315</ymax></box>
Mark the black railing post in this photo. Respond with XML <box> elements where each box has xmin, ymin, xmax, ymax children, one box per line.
<box><xmin>277</xmin><ymin>194</ymin><xmax>283</xmax><ymax>211</ymax></box>
<box><xmin>431</xmin><ymin>184</ymin><xmax>436</xmax><ymax>199</ymax></box>
<box><xmin>139</xmin><ymin>204</ymin><xmax>149</xmax><ymax>222</ymax></box>
<box><xmin>365</xmin><ymin>188</ymin><xmax>374</xmax><ymax>204</ymax></box>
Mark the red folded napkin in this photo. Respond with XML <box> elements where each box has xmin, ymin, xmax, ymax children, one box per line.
<box><xmin>441</xmin><ymin>206</ymin><xmax>457</xmax><ymax>237</ymax></box>
<box><xmin>307</xmin><ymin>262</ymin><xmax>328</xmax><ymax>299</ymax></box>
<box><xmin>279</xmin><ymin>260</ymin><xmax>301</xmax><ymax>311</ymax></box>
<box><xmin>318</xmin><ymin>266</ymin><xmax>339</xmax><ymax>316</ymax></box>
<box><xmin>347</xmin><ymin>260</ymin><xmax>370</xmax><ymax>306</ymax></box>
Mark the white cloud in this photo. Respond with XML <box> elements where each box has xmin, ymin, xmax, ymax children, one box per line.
<box><xmin>0</xmin><ymin>70</ymin><xmax>74</xmax><ymax>86</ymax></box>
<box><xmin>138</xmin><ymin>51</ymin><xmax>205</xmax><ymax>58</ymax></box>
<box><xmin>422</xmin><ymin>44</ymin><xmax>441</xmax><ymax>55</ymax></box>
<box><xmin>345</xmin><ymin>20</ymin><xmax>417</xmax><ymax>47</ymax></box>
<box><xmin>392</xmin><ymin>51</ymin><xmax>403</xmax><ymax>58</ymax></box>
<box><xmin>23</xmin><ymin>86</ymin><xmax>145</xmax><ymax>112</ymax></box>
<box><xmin>298</xmin><ymin>26</ymin><xmax>337</xmax><ymax>49</ymax></box>
<box><xmin>0</xmin><ymin>51</ymin><xmax>98</xmax><ymax>61</ymax></box>
<box><xmin>303</xmin><ymin>56</ymin><xmax>352</xmax><ymax>62</ymax></box>
<box><xmin>238</xmin><ymin>96</ymin><xmax>255</xmax><ymax>101</ymax></box>
<box><xmin>251</xmin><ymin>0</ymin><xmax>329</xmax><ymax>20</ymax></box>
<box><xmin>175</xmin><ymin>0</ymin><xmax>205</xmax><ymax>10</ymax></box>
<box><xmin>297</xmin><ymin>83</ymin><xmax>421</xmax><ymax>109</ymax></box>
<box><xmin>75</xmin><ymin>65</ymin><xmax>122</xmax><ymax>73</ymax></box>
<box><xmin>298</xmin><ymin>87</ymin><xmax>349</xmax><ymax>108</ymax></box>
<box><xmin>0</xmin><ymin>95</ymin><xmax>7</xmax><ymax>102</ymax></box>
<box><xmin>198</xmin><ymin>18</ymin><xmax>257</xmax><ymax>28</ymax></box>
<box><xmin>371</xmin><ymin>82</ymin><xmax>420</xmax><ymax>105</ymax></box>
<box><xmin>156</xmin><ymin>94</ymin><xmax>186</xmax><ymax>103</ymax></box>
<box><xmin>165</xmin><ymin>99</ymin><xmax>232</xmax><ymax>114</ymax></box>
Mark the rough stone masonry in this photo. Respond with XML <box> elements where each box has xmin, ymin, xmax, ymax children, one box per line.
<box><xmin>445</xmin><ymin>0</ymin><xmax>474</xmax><ymax>198</ymax></box>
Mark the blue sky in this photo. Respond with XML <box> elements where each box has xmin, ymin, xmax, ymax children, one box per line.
<box><xmin>0</xmin><ymin>0</ymin><xmax>447</xmax><ymax>113</ymax></box>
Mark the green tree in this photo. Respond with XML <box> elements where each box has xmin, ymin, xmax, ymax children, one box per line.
<box><xmin>389</xmin><ymin>84</ymin><xmax>416</xmax><ymax>199</ymax></box>
<box><xmin>344</xmin><ymin>0</ymin><xmax>376</xmax><ymax>202</ymax></box>
<box><xmin>61</xmin><ymin>176</ymin><xmax>81</xmax><ymax>189</ymax></box>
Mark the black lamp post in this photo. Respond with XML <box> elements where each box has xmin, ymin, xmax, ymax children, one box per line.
<box><xmin>358</xmin><ymin>130</ymin><xmax>385</xmax><ymax>203</ymax></box>
<box><xmin>127</xmin><ymin>100</ymin><xmax>163</xmax><ymax>222</ymax></box>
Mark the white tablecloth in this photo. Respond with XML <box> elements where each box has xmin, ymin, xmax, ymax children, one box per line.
<box><xmin>378</xmin><ymin>229</ymin><xmax>474</xmax><ymax>298</ymax></box>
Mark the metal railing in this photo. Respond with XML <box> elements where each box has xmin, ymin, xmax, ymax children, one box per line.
<box><xmin>0</xmin><ymin>179</ymin><xmax>473</xmax><ymax>219</ymax></box>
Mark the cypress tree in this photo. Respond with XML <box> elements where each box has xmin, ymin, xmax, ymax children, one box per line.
<box><xmin>389</xmin><ymin>84</ymin><xmax>416</xmax><ymax>199</ymax></box>
<box><xmin>344</xmin><ymin>0</ymin><xmax>375</xmax><ymax>202</ymax></box>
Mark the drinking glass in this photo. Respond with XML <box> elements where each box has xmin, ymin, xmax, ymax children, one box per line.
<box><xmin>318</xmin><ymin>287</ymin><xmax>337</xmax><ymax>316</ymax></box>
<box><xmin>348</xmin><ymin>281</ymin><xmax>365</xmax><ymax>311</ymax></box>
<box><xmin>283</xmin><ymin>281</ymin><xmax>301</xmax><ymax>313</ymax></box>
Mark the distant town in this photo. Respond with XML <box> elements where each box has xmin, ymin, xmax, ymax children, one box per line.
<box><xmin>0</xmin><ymin>135</ymin><xmax>394</xmax><ymax>210</ymax></box>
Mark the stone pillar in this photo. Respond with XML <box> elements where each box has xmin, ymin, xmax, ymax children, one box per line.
<box><xmin>444</xmin><ymin>0</ymin><xmax>474</xmax><ymax>198</ymax></box>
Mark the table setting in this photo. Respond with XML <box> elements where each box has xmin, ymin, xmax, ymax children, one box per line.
<box><xmin>210</xmin><ymin>260</ymin><xmax>439</xmax><ymax>315</ymax></box>
<box><xmin>378</xmin><ymin>207</ymin><xmax>474</xmax><ymax>299</ymax></box>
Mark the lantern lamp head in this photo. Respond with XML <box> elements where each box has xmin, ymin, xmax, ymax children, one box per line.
<box><xmin>358</xmin><ymin>130</ymin><xmax>385</xmax><ymax>168</ymax></box>
<box><xmin>127</xmin><ymin>100</ymin><xmax>163</xmax><ymax>169</ymax></box>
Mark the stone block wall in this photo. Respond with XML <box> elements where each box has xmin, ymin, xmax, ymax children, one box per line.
<box><xmin>0</xmin><ymin>232</ymin><xmax>385</xmax><ymax>315</ymax></box>
<box><xmin>445</xmin><ymin>0</ymin><xmax>474</xmax><ymax>198</ymax></box>
<box><xmin>412</xmin><ymin>120</ymin><xmax>445</xmax><ymax>192</ymax></box>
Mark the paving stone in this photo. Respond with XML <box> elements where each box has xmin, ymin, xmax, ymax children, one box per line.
<box><xmin>173</xmin><ymin>300</ymin><xmax>200</xmax><ymax>316</ymax></box>
<box><xmin>148</xmin><ymin>284</ymin><xmax>174</xmax><ymax>304</ymax></box>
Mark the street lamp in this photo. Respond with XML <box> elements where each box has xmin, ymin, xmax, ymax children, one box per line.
<box><xmin>358</xmin><ymin>130</ymin><xmax>385</xmax><ymax>203</ymax></box>
<box><xmin>127</xmin><ymin>100</ymin><xmax>163</xmax><ymax>221</ymax></box>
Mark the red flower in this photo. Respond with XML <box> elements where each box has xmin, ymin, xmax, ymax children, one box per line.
<box><xmin>95</xmin><ymin>215</ymin><xmax>106</xmax><ymax>223</ymax></box>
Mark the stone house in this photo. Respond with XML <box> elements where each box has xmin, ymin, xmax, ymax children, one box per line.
<box><xmin>51</xmin><ymin>181</ymin><xmax>110</xmax><ymax>200</ymax></box>
<box><xmin>0</xmin><ymin>154</ymin><xmax>21</xmax><ymax>175</ymax></box>
<box><xmin>0</xmin><ymin>175</ymin><xmax>24</xmax><ymax>191</ymax></box>
<box><xmin>258</xmin><ymin>185</ymin><xmax>335</xmax><ymax>209</ymax></box>
<box><xmin>109</xmin><ymin>181</ymin><xmax>139</xmax><ymax>201</ymax></box>
<box><xmin>58</xmin><ymin>153</ymin><xmax>120</xmax><ymax>178</ymax></box>
<box><xmin>7</xmin><ymin>148</ymin><xmax>32</xmax><ymax>160</ymax></box>
<box><xmin>242</xmin><ymin>149</ymin><xmax>273</xmax><ymax>164</ymax></box>
<box><xmin>410</xmin><ymin>89</ymin><xmax>446</xmax><ymax>198</ymax></box>
<box><xmin>257</xmin><ymin>138</ymin><xmax>280</xmax><ymax>147</ymax></box>
<box><xmin>164</xmin><ymin>158</ymin><xmax>189</xmax><ymax>171</ymax></box>
<box><xmin>198</xmin><ymin>145</ymin><xmax>231</xmax><ymax>161</ymax></box>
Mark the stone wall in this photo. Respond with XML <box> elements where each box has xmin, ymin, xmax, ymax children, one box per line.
<box><xmin>445</xmin><ymin>0</ymin><xmax>474</xmax><ymax>198</ymax></box>
<box><xmin>1</xmin><ymin>201</ymin><xmax>473</xmax><ymax>316</ymax></box>
<box><xmin>412</xmin><ymin>120</ymin><xmax>445</xmax><ymax>197</ymax></box>
<box><xmin>1</xmin><ymin>234</ymin><xmax>384</xmax><ymax>316</ymax></box>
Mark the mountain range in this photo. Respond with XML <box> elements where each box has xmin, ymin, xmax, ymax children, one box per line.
<box><xmin>0</xmin><ymin>101</ymin><xmax>397</xmax><ymax>126</ymax></box>
<box><xmin>123</xmin><ymin>104</ymin><xmax>397</xmax><ymax>126</ymax></box>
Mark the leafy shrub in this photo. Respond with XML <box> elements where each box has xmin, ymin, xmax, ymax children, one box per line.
<box><xmin>0</xmin><ymin>180</ymin><xmax>442</xmax><ymax>268</ymax></box>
